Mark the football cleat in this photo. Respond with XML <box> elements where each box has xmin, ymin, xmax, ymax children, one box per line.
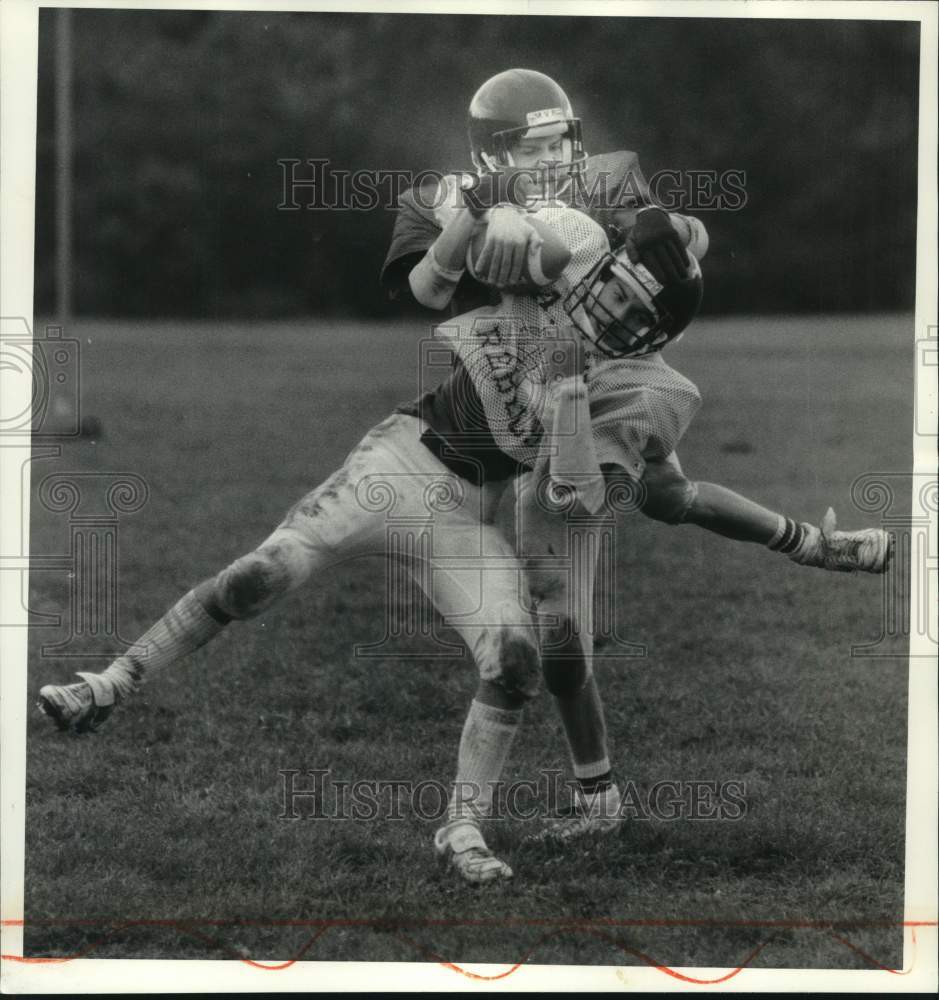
<box><xmin>434</xmin><ymin>820</ymin><xmax>513</xmax><ymax>885</ymax></box>
<box><xmin>538</xmin><ymin>783</ymin><xmax>623</xmax><ymax>843</ymax></box>
<box><xmin>789</xmin><ymin>507</ymin><xmax>892</xmax><ymax>574</ymax></box>
<box><xmin>37</xmin><ymin>672</ymin><xmax>116</xmax><ymax>733</ymax></box>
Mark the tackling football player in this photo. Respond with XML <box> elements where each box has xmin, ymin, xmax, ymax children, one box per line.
<box><xmin>385</xmin><ymin>68</ymin><xmax>709</xmax><ymax>313</ymax></box>
<box><xmin>381</xmin><ymin>69</ymin><xmax>892</xmax><ymax>857</ymax></box>
<box><xmin>383</xmin><ymin>68</ymin><xmax>883</xmax><ymax>578</ymax></box>
<box><xmin>38</xmin><ymin>201</ymin><xmax>887</xmax><ymax>885</ymax></box>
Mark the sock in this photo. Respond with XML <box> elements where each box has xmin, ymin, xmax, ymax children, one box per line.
<box><xmin>555</xmin><ymin>676</ymin><xmax>609</xmax><ymax>781</ymax></box>
<box><xmin>92</xmin><ymin>590</ymin><xmax>229</xmax><ymax>703</ymax></box>
<box><xmin>766</xmin><ymin>515</ymin><xmax>807</xmax><ymax>555</ymax></box>
<box><xmin>447</xmin><ymin>699</ymin><xmax>522</xmax><ymax>825</ymax></box>
<box><xmin>574</xmin><ymin>758</ymin><xmax>612</xmax><ymax>796</ymax></box>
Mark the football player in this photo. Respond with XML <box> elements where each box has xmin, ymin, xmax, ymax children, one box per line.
<box><xmin>37</xmin><ymin>202</ymin><xmax>651</xmax><ymax>886</ymax></box>
<box><xmin>382</xmin><ymin>68</ymin><xmax>877</xmax><ymax>582</ymax></box>
<box><xmin>40</xmin><ymin>202</ymin><xmax>887</xmax><ymax>892</ymax></box>
<box><xmin>382</xmin><ymin>69</ymin><xmax>892</xmax><ymax>857</ymax></box>
<box><xmin>385</xmin><ymin>68</ymin><xmax>709</xmax><ymax>313</ymax></box>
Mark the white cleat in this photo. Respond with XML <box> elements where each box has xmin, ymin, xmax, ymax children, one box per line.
<box><xmin>790</xmin><ymin>507</ymin><xmax>892</xmax><ymax>574</ymax></box>
<box><xmin>538</xmin><ymin>784</ymin><xmax>623</xmax><ymax>843</ymax></box>
<box><xmin>37</xmin><ymin>672</ymin><xmax>116</xmax><ymax>733</ymax></box>
<box><xmin>434</xmin><ymin>820</ymin><xmax>513</xmax><ymax>885</ymax></box>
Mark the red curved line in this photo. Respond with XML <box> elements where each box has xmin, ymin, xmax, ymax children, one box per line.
<box><xmin>1</xmin><ymin>923</ymin><xmax>137</xmax><ymax>964</ymax></box>
<box><xmin>392</xmin><ymin>925</ymin><xmax>774</xmax><ymax>983</ymax></box>
<box><xmin>392</xmin><ymin>931</ymin><xmax>525</xmax><ymax>981</ymax></box>
<box><xmin>2</xmin><ymin>916</ymin><xmax>932</xmax><ymax>982</ymax></box>
<box><xmin>826</xmin><ymin>928</ymin><xmax>915</xmax><ymax>975</ymax></box>
<box><xmin>596</xmin><ymin>933</ymin><xmax>772</xmax><ymax>985</ymax></box>
<box><xmin>236</xmin><ymin>927</ymin><xmax>332</xmax><ymax>971</ymax></box>
<box><xmin>4</xmin><ymin>920</ymin><xmax>770</xmax><ymax>980</ymax></box>
<box><xmin>159</xmin><ymin>921</ymin><xmax>333</xmax><ymax>970</ymax></box>
<box><xmin>558</xmin><ymin>927</ymin><xmax>775</xmax><ymax>985</ymax></box>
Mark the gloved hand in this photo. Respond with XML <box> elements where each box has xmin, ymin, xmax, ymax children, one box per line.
<box><xmin>625</xmin><ymin>207</ymin><xmax>690</xmax><ymax>285</ymax></box>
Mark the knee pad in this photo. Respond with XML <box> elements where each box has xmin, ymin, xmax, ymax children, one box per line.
<box><xmin>541</xmin><ymin>619</ymin><xmax>590</xmax><ymax>697</ymax></box>
<box><xmin>213</xmin><ymin>542</ymin><xmax>299</xmax><ymax>620</ymax></box>
<box><xmin>640</xmin><ymin>463</ymin><xmax>698</xmax><ymax>525</ymax></box>
<box><xmin>486</xmin><ymin>630</ymin><xmax>542</xmax><ymax>702</ymax></box>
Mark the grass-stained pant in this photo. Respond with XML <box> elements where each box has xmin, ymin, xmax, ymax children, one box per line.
<box><xmin>212</xmin><ymin>413</ymin><xmax>548</xmax><ymax>699</ymax></box>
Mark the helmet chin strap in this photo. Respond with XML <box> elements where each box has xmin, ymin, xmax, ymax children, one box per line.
<box><xmin>478</xmin><ymin>148</ymin><xmax>573</xmax><ymax>197</ymax></box>
<box><xmin>479</xmin><ymin>150</ymin><xmax>508</xmax><ymax>173</ymax></box>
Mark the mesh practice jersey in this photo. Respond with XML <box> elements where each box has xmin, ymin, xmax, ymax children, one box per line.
<box><xmin>398</xmin><ymin>205</ymin><xmax>607</xmax><ymax>483</ymax></box>
<box><xmin>585</xmin><ymin>351</ymin><xmax>702</xmax><ymax>480</ymax></box>
<box><xmin>394</xmin><ymin>203</ymin><xmax>702</xmax><ymax>498</ymax></box>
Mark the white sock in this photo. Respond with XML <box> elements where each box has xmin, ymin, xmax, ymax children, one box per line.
<box><xmin>447</xmin><ymin>700</ymin><xmax>522</xmax><ymax>824</ymax></box>
<box><xmin>93</xmin><ymin>590</ymin><xmax>226</xmax><ymax>702</ymax></box>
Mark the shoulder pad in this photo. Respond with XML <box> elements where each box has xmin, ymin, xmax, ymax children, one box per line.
<box><xmin>398</xmin><ymin>177</ymin><xmax>442</xmax><ymax>218</ymax></box>
<box><xmin>573</xmin><ymin>151</ymin><xmax>650</xmax><ymax>217</ymax></box>
<box><xmin>381</xmin><ymin>172</ymin><xmax>456</xmax><ymax>289</ymax></box>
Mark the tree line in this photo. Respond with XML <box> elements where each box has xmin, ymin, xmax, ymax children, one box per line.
<box><xmin>33</xmin><ymin>10</ymin><xmax>920</xmax><ymax>318</ymax></box>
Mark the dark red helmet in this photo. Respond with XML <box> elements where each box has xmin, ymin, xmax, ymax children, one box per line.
<box><xmin>467</xmin><ymin>69</ymin><xmax>585</xmax><ymax>193</ymax></box>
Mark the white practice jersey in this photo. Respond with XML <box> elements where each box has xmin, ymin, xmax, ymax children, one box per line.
<box><xmin>433</xmin><ymin>205</ymin><xmax>701</xmax><ymax>505</ymax></box>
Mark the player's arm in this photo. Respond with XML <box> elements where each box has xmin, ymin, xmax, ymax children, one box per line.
<box><xmin>601</xmin><ymin>452</ymin><xmax>892</xmax><ymax>573</ymax></box>
<box><xmin>410</xmin><ymin>202</ymin><xmax>550</xmax><ymax>308</ymax></box>
<box><xmin>597</xmin><ymin>152</ymin><xmax>708</xmax><ymax>282</ymax></box>
<box><xmin>637</xmin><ymin>455</ymin><xmax>778</xmax><ymax>537</ymax></box>
<box><xmin>589</xmin><ymin>369</ymin><xmax>792</xmax><ymax>542</ymax></box>
<box><xmin>408</xmin><ymin>206</ymin><xmax>477</xmax><ymax>310</ymax></box>
<box><xmin>668</xmin><ymin>212</ymin><xmax>709</xmax><ymax>260</ymax></box>
<box><xmin>472</xmin><ymin>206</ymin><xmax>556</xmax><ymax>289</ymax></box>
<box><xmin>383</xmin><ymin>171</ymin><xmax>531</xmax><ymax>310</ymax></box>
<box><xmin>610</xmin><ymin>205</ymin><xmax>709</xmax><ymax>258</ymax></box>
<box><xmin>425</xmin><ymin>170</ymin><xmax>561</xmax><ymax>297</ymax></box>
<box><xmin>609</xmin><ymin>206</ymin><xmax>709</xmax><ymax>285</ymax></box>
<box><xmin>381</xmin><ymin>179</ymin><xmax>447</xmax><ymax>307</ymax></box>
<box><xmin>524</xmin><ymin>215</ymin><xmax>572</xmax><ymax>275</ymax></box>
<box><xmin>638</xmin><ymin>458</ymin><xmax>890</xmax><ymax>573</ymax></box>
<box><xmin>468</xmin><ymin>210</ymin><xmax>573</xmax><ymax>291</ymax></box>
<box><xmin>408</xmin><ymin>174</ymin><xmax>533</xmax><ymax>307</ymax></box>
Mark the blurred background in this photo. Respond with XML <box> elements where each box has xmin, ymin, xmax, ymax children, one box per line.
<box><xmin>34</xmin><ymin>9</ymin><xmax>920</xmax><ymax>319</ymax></box>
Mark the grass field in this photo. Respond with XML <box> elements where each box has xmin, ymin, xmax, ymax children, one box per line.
<box><xmin>24</xmin><ymin>314</ymin><xmax>912</xmax><ymax>972</ymax></box>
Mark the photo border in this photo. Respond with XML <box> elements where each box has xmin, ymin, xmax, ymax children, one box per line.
<box><xmin>2</xmin><ymin>0</ymin><xmax>936</xmax><ymax>992</ymax></box>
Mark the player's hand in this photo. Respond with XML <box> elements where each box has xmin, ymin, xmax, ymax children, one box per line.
<box><xmin>474</xmin><ymin>206</ymin><xmax>542</xmax><ymax>289</ymax></box>
<box><xmin>461</xmin><ymin>170</ymin><xmax>536</xmax><ymax>217</ymax></box>
<box><xmin>626</xmin><ymin>207</ymin><xmax>689</xmax><ymax>285</ymax></box>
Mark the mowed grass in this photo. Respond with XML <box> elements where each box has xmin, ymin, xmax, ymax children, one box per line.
<box><xmin>24</xmin><ymin>314</ymin><xmax>912</xmax><ymax>971</ymax></box>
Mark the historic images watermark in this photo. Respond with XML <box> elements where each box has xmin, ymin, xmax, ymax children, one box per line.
<box><xmin>846</xmin><ymin>323</ymin><xmax>938</xmax><ymax>658</ymax></box>
<box><xmin>277</xmin><ymin>160</ymin><xmax>748</xmax><ymax>213</ymax></box>
<box><xmin>850</xmin><ymin>469</ymin><xmax>937</xmax><ymax>658</ymax></box>
<box><xmin>1</xmin><ymin>316</ymin><xmax>147</xmax><ymax>653</ymax></box>
<box><xmin>277</xmin><ymin>768</ymin><xmax>748</xmax><ymax>823</ymax></box>
<box><xmin>1</xmin><ymin>318</ymin><xmax>82</xmax><ymax>439</ymax></box>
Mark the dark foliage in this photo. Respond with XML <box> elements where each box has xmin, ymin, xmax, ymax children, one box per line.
<box><xmin>34</xmin><ymin>11</ymin><xmax>920</xmax><ymax>318</ymax></box>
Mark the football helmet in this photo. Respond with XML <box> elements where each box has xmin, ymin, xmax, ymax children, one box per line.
<box><xmin>565</xmin><ymin>248</ymin><xmax>703</xmax><ymax>358</ymax></box>
<box><xmin>467</xmin><ymin>69</ymin><xmax>586</xmax><ymax>198</ymax></box>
